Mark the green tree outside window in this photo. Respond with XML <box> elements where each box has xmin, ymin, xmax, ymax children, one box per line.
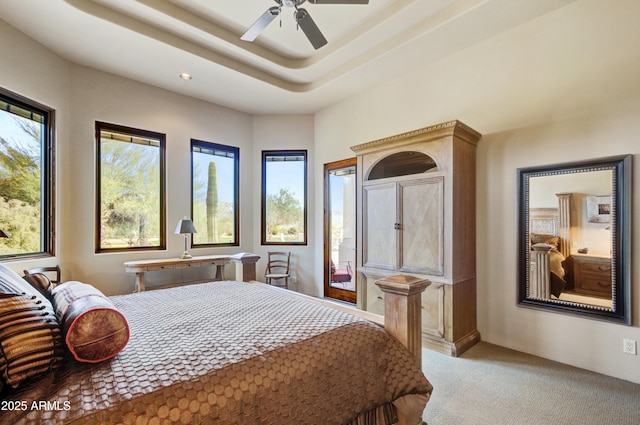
<box><xmin>0</xmin><ymin>91</ymin><xmax>52</xmax><ymax>258</ymax></box>
<box><xmin>261</xmin><ymin>151</ymin><xmax>307</xmax><ymax>245</ymax></box>
<box><xmin>96</xmin><ymin>122</ymin><xmax>165</xmax><ymax>252</ymax></box>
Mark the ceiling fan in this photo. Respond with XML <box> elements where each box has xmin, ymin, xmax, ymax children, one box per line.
<box><xmin>241</xmin><ymin>0</ymin><xmax>369</xmax><ymax>50</ymax></box>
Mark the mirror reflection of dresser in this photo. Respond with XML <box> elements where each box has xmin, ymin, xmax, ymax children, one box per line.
<box><xmin>569</xmin><ymin>254</ymin><xmax>612</xmax><ymax>297</ymax></box>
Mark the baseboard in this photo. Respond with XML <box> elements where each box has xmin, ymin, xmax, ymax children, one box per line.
<box><xmin>422</xmin><ymin>330</ymin><xmax>481</xmax><ymax>357</ymax></box>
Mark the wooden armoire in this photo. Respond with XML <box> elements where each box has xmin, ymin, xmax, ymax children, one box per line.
<box><xmin>351</xmin><ymin>120</ymin><xmax>481</xmax><ymax>356</ymax></box>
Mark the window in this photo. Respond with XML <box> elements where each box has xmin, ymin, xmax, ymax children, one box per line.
<box><xmin>0</xmin><ymin>88</ymin><xmax>54</xmax><ymax>259</ymax></box>
<box><xmin>261</xmin><ymin>150</ymin><xmax>307</xmax><ymax>245</ymax></box>
<box><xmin>95</xmin><ymin>122</ymin><xmax>165</xmax><ymax>253</ymax></box>
<box><xmin>191</xmin><ymin>140</ymin><xmax>239</xmax><ymax>246</ymax></box>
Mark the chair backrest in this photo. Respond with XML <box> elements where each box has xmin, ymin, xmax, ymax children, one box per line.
<box><xmin>265</xmin><ymin>252</ymin><xmax>290</xmax><ymax>274</ymax></box>
<box><xmin>23</xmin><ymin>265</ymin><xmax>61</xmax><ymax>285</ymax></box>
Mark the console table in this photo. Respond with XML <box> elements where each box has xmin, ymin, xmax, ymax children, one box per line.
<box><xmin>125</xmin><ymin>253</ymin><xmax>261</xmax><ymax>292</ymax></box>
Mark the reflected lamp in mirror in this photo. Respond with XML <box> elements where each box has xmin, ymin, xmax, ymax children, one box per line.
<box><xmin>175</xmin><ymin>218</ymin><xmax>197</xmax><ymax>259</ymax></box>
<box><xmin>517</xmin><ymin>155</ymin><xmax>631</xmax><ymax>325</ymax></box>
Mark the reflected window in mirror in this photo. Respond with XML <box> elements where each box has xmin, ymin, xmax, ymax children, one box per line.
<box><xmin>517</xmin><ymin>155</ymin><xmax>631</xmax><ymax>324</ymax></box>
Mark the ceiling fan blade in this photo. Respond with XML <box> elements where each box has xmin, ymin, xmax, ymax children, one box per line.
<box><xmin>241</xmin><ymin>6</ymin><xmax>281</xmax><ymax>42</ymax></box>
<box><xmin>308</xmin><ymin>0</ymin><xmax>369</xmax><ymax>4</ymax></box>
<box><xmin>295</xmin><ymin>8</ymin><xmax>328</xmax><ymax>49</ymax></box>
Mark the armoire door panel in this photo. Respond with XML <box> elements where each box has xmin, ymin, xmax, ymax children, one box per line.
<box><xmin>398</xmin><ymin>177</ymin><xmax>444</xmax><ymax>275</ymax></box>
<box><xmin>363</xmin><ymin>183</ymin><xmax>397</xmax><ymax>270</ymax></box>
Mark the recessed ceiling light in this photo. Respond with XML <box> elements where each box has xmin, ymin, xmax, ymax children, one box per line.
<box><xmin>179</xmin><ymin>73</ymin><xmax>192</xmax><ymax>80</ymax></box>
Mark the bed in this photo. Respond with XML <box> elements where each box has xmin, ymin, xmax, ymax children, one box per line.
<box><xmin>0</xmin><ymin>264</ymin><xmax>432</xmax><ymax>425</ymax></box>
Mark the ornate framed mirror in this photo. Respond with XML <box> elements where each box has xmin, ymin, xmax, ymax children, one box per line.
<box><xmin>517</xmin><ymin>155</ymin><xmax>631</xmax><ymax>324</ymax></box>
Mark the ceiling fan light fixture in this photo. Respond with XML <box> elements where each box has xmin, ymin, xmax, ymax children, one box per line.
<box><xmin>241</xmin><ymin>0</ymin><xmax>368</xmax><ymax>49</ymax></box>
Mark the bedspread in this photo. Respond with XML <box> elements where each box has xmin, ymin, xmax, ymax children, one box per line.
<box><xmin>3</xmin><ymin>281</ymin><xmax>432</xmax><ymax>424</ymax></box>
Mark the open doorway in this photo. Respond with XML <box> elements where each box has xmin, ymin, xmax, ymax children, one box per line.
<box><xmin>324</xmin><ymin>158</ymin><xmax>357</xmax><ymax>304</ymax></box>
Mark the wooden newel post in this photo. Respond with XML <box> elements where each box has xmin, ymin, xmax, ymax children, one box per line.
<box><xmin>376</xmin><ymin>274</ymin><xmax>430</xmax><ymax>369</ymax></box>
<box><xmin>230</xmin><ymin>252</ymin><xmax>260</xmax><ymax>282</ymax></box>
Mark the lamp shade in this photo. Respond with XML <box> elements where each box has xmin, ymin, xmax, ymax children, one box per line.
<box><xmin>174</xmin><ymin>219</ymin><xmax>197</xmax><ymax>235</ymax></box>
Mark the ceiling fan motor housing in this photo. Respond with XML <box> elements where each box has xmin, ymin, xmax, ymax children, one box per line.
<box><xmin>282</xmin><ymin>0</ymin><xmax>306</xmax><ymax>8</ymax></box>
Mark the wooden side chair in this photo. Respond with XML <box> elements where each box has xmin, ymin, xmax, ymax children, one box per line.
<box><xmin>23</xmin><ymin>265</ymin><xmax>62</xmax><ymax>286</ymax></box>
<box><xmin>264</xmin><ymin>252</ymin><xmax>291</xmax><ymax>289</ymax></box>
<box><xmin>22</xmin><ymin>265</ymin><xmax>62</xmax><ymax>296</ymax></box>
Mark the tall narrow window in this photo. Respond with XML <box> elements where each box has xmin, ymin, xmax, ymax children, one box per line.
<box><xmin>96</xmin><ymin>122</ymin><xmax>165</xmax><ymax>253</ymax></box>
<box><xmin>261</xmin><ymin>150</ymin><xmax>307</xmax><ymax>245</ymax></box>
<box><xmin>191</xmin><ymin>140</ymin><xmax>239</xmax><ymax>246</ymax></box>
<box><xmin>0</xmin><ymin>88</ymin><xmax>54</xmax><ymax>258</ymax></box>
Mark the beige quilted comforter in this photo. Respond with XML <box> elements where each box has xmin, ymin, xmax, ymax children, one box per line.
<box><xmin>3</xmin><ymin>281</ymin><xmax>432</xmax><ymax>424</ymax></box>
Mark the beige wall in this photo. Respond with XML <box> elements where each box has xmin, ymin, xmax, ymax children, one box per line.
<box><xmin>314</xmin><ymin>0</ymin><xmax>640</xmax><ymax>383</ymax></box>
<box><xmin>251</xmin><ymin>114</ymin><xmax>316</xmax><ymax>294</ymax></box>
<box><xmin>477</xmin><ymin>115</ymin><xmax>639</xmax><ymax>384</ymax></box>
<box><xmin>64</xmin><ymin>66</ymin><xmax>257</xmax><ymax>294</ymax></box>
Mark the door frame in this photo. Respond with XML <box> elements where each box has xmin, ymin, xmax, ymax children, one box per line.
<box><xmin>323</xmin><ymin>157</ymin><xmax>357</xmax><ymax>304</ymax></box>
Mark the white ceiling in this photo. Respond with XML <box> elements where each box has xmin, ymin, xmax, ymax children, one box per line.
<box><xmin>0</xmin><ymin>0</ymin><xmax>578</xmax><ymax>114</ymax></box>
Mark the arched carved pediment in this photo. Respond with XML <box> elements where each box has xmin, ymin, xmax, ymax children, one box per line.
<box><xmin>367</xmin><ymin>151</ymin><xmax>437</xmax><ymax>180</ymax></box>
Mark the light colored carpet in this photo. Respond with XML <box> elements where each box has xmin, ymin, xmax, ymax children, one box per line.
<box><xmin>421</xmin><ymin>342</ymin><xmax>640</xmax><ymax>425</ymax></box>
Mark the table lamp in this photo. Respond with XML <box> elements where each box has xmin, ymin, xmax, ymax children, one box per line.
<box><xmin>174</xmin><ymin>218</ymin><xmax>197</xmax><ymax>259</ymax></box>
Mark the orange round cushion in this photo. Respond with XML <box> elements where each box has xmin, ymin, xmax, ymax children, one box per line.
<box><xmin>51</xmin><ymin>282</ymin><xmax>129</xmax><ymax>363</ymax></box>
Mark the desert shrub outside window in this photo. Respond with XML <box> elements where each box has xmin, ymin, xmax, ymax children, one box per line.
<box><xmin>95</xmin><ymin>122</ymin><xmax>166</xmax><ymax>253</ymax></box>
<box><xmin>261</xmin><ymin>150</ymin><xmax>307</xmax><ymax>245</ymax></box>
<box><xmin>191</xmin><ymin>140</ymin><xmax>239</xmax><ymax>246</ymax></box>
<box><xmin>0</xmin><ymin>88</ymin><xmax>54</xmax><ymax>259</ymax></box>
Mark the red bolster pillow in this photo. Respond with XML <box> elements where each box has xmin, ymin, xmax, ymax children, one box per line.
<box><xmin>51</xmin><ymin>281</ymin><xmax>129</xmax><ymax>363</ymax></box>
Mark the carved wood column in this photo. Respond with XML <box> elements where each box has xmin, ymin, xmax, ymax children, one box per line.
<box><xmin>375</xmin><ymin>274</ymin><xmax>430</xmax><ymax>369</ymax></box>
<box><xmin>531</xmin><ymin>243</ymin><xmax>552</xmax><ymax>299</ymax></box>
<box><xmin>556</xmin><ymin>193</ymin><xmax>572</xmax><ymax>257</ymax></box>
